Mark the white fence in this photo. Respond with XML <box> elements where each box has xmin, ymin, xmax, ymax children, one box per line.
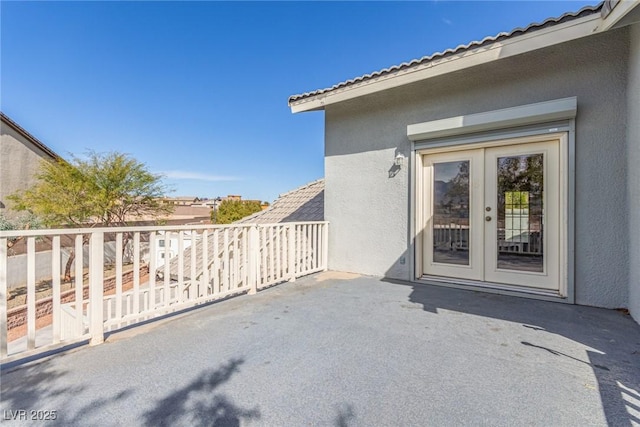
<box><xmin>0</xmin><ymin>221</ymin><xmax>328</xmax><ymax>363</ymax></box>
<box><xmin>4</xmin><ymin>241</ymin><xmax>150</xmax><ymax>290</ymax></box>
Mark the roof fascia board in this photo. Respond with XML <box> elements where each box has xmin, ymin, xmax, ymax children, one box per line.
<box><xmin>406</xmin><ymin>97</ymin><xmax>577</xmax><ymax>141</ymax></box>
<box><xmin>598</xmin><ymin>0</ymin><xmax>640</xmax><ymax>30</ymax></box>
<box><xmin>290</xmin><ymin>14</ymin><xmax>600</xmax><ymax>113</ymax></box>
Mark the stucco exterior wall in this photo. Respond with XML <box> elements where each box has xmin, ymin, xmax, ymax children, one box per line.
<box><xmin>0</xmin><ymin>122</ymin><xmax>53</xmax><ymax>219</ymax></box>
<box><xmin>325</xmin><ymin>28</ymin><xmax>629</xmax><ymax>308</ymax></box>
<box><xmin>628</xmin><ymin>23</ymin><xmax>640</xmax><ymax>322</ymax></box>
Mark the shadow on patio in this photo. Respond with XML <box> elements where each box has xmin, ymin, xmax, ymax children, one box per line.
<box><xmin>400</xmin><ymin>279</ymin><xmax>640</xmax><ymax>426</ymax></box>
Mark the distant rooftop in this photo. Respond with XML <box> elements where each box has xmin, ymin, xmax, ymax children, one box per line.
<box><xmin>236</xmin><ymin>179</ymin><xmax>324</xmax><ymax>224</ymax></box>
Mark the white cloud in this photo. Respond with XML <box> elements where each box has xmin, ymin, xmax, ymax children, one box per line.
<box><xmin>161</xmin><ymin>170</ymin><xmax>241</xmax><ymax>182</ymax></box>
<box><xmin>442</xmin><ymin>18</ymin><xmax>453</xmax><ymax>25</ymax></box>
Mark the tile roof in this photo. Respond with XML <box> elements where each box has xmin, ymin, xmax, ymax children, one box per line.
<box><xmin>236</xmin><ymin>178</ymin><xmax>324</xmax><ymax>224</ymax></box>
<box><xmin>288</xmin><ymin>3</ymin><xmax>603</xmax><ymax>104</ymax></box>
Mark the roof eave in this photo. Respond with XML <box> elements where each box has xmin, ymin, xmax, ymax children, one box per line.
<box><xmin>599</xmin><ymin>0</ymin><xmax>640</xmax><ymax>30</ymax></box>
<box><xmin>289</xmin><ymin>12</ymin><xmax>602</xmax><ymax>114</ymax></box>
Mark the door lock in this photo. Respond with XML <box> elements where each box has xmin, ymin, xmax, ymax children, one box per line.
<box><xmin>485</xmin><ymin>216</ymin><xmax>492</xmax><ymax>222</ymax></box>
<box><xmin>485</xmin><ymin>207</ymin><xmax>492</xmax><ymax>212</ymax></box>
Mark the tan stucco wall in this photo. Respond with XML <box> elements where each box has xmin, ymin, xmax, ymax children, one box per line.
<box><xmin>0</xmin><ymin>122</ymin><xmax>54</xmax><ymax>219</ymax></box>
<box><xmin>324</xmin><ymin>27</ymin><xmax>630</xmax><ymax>308</ymax></box>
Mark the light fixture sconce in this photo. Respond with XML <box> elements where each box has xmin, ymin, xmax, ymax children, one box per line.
<box><xmin>394</xmin><ymin>152</ymin><xmax>406</xmax><ymax>167</ymax></box>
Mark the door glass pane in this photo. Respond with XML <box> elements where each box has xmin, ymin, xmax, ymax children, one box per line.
<box><xmin>433</xmin><ymin>161</ymin><xmax>470</xmax><ymax>265</ymax></box>
<box><xmin>496</xmin><ymin>153</ymin><xmax>543</xmax><ymax>272</ymax></box>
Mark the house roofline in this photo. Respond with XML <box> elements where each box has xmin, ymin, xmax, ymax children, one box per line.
<box><xmin>1</xmin><ymin>112</ymin><xmax>61</xmax><ymax>160</ymax></box>
<box><xmin>288</xmin><ymin>4</ymin><xmax>614</xmax><ymax>113</ymax></box>
<box><xmin>599</xmin><ymin>0</ymin><xmax>640</xmax><ymax>30</ymax></box>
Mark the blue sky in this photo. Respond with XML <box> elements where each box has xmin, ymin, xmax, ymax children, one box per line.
<box><xmin>1</xmin><ymin>1</ymin><xmax>595</xmax><ymax>202</ymax></box>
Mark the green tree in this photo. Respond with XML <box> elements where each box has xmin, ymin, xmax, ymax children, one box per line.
<box><xmin>213</xmin><ymin>199</ymin><xmax>262</xmax><ymax>224</ymax></box>
<box><xmin>9</xmin><ymin>151</ymin><xmax>172</xmax><ymax>280</ymax></box>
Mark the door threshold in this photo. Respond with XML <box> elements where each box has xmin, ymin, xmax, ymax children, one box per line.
<box><xmin>418</xmin><ymin>275</ymin><xmax>570</xmax><ymax>303</ymax></box>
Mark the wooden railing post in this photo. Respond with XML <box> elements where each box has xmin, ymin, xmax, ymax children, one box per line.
<box><xmin>89</xmin><ymin>231</ymin><xmax>104</xmax><ymax>345</ymax></box>
<box><xmin>248</xmin><ymin>225</ymin><xmax>258</xmax><ymax>295</ymax></box>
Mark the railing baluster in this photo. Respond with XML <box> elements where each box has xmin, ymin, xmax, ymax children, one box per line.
<box><xmin>260</xmin><ymin>227</ymin><xmax>267</xmax><ymax>284</ymax></box>
<box><xmin>317</xmin><ymin>224</ymin><xmax>322</xmax><ymax>270</ymax></box>
<box><xmin>310</xmin><ymin>224</ymin><xmax>316</xmax><ymax>270</ymax></box>
<box><xmin>233</xmin><ymin>227</ymin><xmax>239</xmax><ymax>289</ymax></box>
<box><xmin>297</xmin><ymin>225</ymin><xmax>302</xmax><ymax>276</ymax></box>
<box><xmin>317</xmin><ymin>224</ymin><xmax>322</xmax><ymax>269</ymax></box>
<box><xmin>26</xmin><ymin>237</ymin><xmax>36</xmax><ymax>350</ymax></box>
<box><xmin>133</xmin><ymin>232</ymin><xmax>140</xmax><ymax>315</ymax></box>
<box><xmin>190</xmin><ymin>230</ymin><xmax>197</xmax><ymax>301</ymax></box>
<box><xmin>213</xmin><ymin>230</ymin><xmax>220</xmax><ymax>295</ymax></box>
<box><xmin>89</xmin><ymin>231</ymin><xmax>104</xmax><ymax>345</ymax></box>
<box><xmin>164</xmin><ymin>231</ymin><xmax>171</xmax><ymax>305</ymax></box>
<box><xmin>316</xmin><ymin>225</ymin><xmax>321</xmax><ymax>270</ymax></box>
<box><xmin>52</xmin><ymin>235</ymin><xmax>61</xmax><ymax>343</ymax></box>
<box><xmin>149</xmin><ymin>232</ymin><xmax>156</xmax><ymax>310</ymax></box>
<box><xmin>115</xmin><ymin>233</ymin><xmax>123</xmax><ymax>323</ymax></box>
<box><xmin>223</xmin><ymin>229</ymin><xmax>230</xmax><ymax>293</ymax></box>
<box><xmin>242</xmin><ymin>227</ymin><xmax>248</xmax><ymax>288</ymax></box>
<box><xmin>307</xmin><ymin>225</ymin><xmax>312</xmax><ymax>271</ymax></box>
<box><xmin>75</xmin><ymin>234</ymin><xmax>84</xmax><ymax>337</ymax></box>
<box><xmin>178</xmin><ymin>231</ymin><xmax>184</xmax><ymax>304</ymax></box>
<box><xmin>301</xmin><ymin>225</ymin><xmax>306</xmax><ymax>274</ymax></box>
<box><xmin>304</xmin><ymin>225</ymin><xmax>310</xmax><ymax>272</ymax></box>
<box><xmin>288</xmin><ymin>224</ymin><xmax>296</xmax><ymax>281</ymax></box>
<box><xmin>309</xmin><ymin>224</ymin><xmax>312</xmax><ymax>271</ymax></box>
<box><xmin>202</xmin><ymin>230</ymin><xmax>209</xmax><ymax>298</ymax></box>
<box><xmin>268</xmin><ymin>226</ymin><xmax>275</xmax><ymax>283</ymax></box>
<box><xmin>274</xmin><ymin>226</ymin><xmax>281</xmax><ymax>281</ymax></box>
<box><xmin>0</xmin><ymin>237</ymin><xmax>6</xmax><ymax>357</ymax></box>
<box><xmin>282</xmin><ymin>227</ymin><xmax>288</xmax><ymax>281</ymax></box>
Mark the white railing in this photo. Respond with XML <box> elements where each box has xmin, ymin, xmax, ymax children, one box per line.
<box><xmin>0</xmin><ymin>221</ymin><xmax>328</xmax><ymax>363</ymax></box>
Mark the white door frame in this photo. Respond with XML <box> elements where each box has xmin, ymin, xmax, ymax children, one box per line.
<box><xmin>414</xmin><ymin>131</ymin><xmax>569</xmax><ymax>299</ymax></box>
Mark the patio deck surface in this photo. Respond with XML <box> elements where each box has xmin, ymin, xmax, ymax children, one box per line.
<box><xmin>1</xmin><ymin>272</ymin><xmax>639</xmax><ymax>426</ymax></box>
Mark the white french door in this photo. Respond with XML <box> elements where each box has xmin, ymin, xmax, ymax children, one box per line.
<box><xmin>421</xmin><ymin>135</ymin><xmax>565</xmax><ymax>292</ymax></box>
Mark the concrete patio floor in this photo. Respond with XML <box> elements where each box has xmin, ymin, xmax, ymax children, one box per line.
<box><xmin>1</xmin><ymin>271</ymin><xmax>639</xmax><ymax>426</ymax></box>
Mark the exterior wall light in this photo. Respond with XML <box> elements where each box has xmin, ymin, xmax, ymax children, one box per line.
<box><xmin>395</xmin><ymin>153</ymin><xmax>406</xmax><ymax>166</ymax></box>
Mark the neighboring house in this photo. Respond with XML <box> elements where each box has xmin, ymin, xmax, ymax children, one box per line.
<box><xmin>0</xmin><ymin>112</ymin><xmax>60</xmax><ymax>219</ymax></box>
<box><xmin>289</xmin><ymin>2</ymin><xmax>640</xmax><ymax>323</ymax></box>
<box><xmin>162</xmin><ymin>205</ymin><xmax>213</xmax><ymax>224</ymax></box>
<box><xmin>161</xmin><ymin>196</ymin><xmax>201</xmax><ymax>206</ymax></box>
<box><xmin>154</xmin><ymin>230</ymin><xmax>196</xmax><ymax>268</ymax></box>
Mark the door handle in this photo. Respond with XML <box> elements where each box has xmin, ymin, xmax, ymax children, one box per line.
<box><xmin>485</xmin><ymin>216</ymin><xmax>492</xmax><ymax>222</ymax></box>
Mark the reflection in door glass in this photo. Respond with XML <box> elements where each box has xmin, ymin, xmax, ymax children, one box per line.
<box><xmin>433</xmin><ymin>161</ymin><xmax>469</xmax><ymax>265</ymax></box>
<box><xmin>497</xmin><ymin>153</ymin><xmax>544</xmax><ymax>272</ymax></box>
